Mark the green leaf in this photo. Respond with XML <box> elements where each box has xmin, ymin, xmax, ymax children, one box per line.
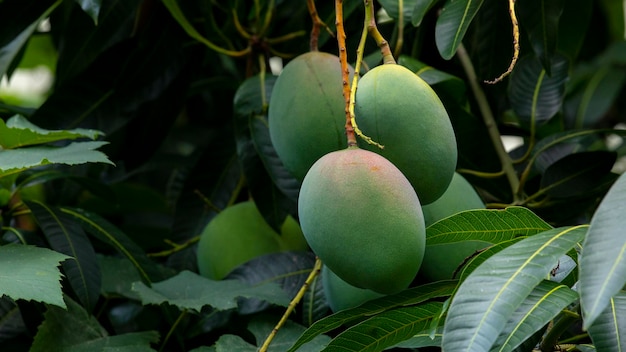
<box><xmin>99</xmin><ymin>255</ymin><xmax>142</xmax><ymax>300</ymax></box>
<box><xmin>378</xmin><ymin>0</ymin><xmax>418</xmax><ymax>24</ymax></box>
<box><xmin>0</xmin><ymin>141</ymin><xmax>114</xmax><ymax>173</ymax></box>
<box><xmin>60</xmin><ymin>207</ymin><xmax>165</xmax><ymax>283</ymax></box>
<box><xmin>247</xmin><ymin>315</ymin><xmax>332</xmax><ymax>352</ymax></box>
<box><xmin>214</xmin><ymin>335</ymin><xmax>257</xmax><ymax>352</ymax></box>
<box><xmin>28</xmin><ymin>201</ymin><xmax>101</xmax><ymax>312</ymax></box>
<box><xmin>587</xmin><ymin>291</ymin><xmax>626</xmax><ymax>351</ymax></box>
<box><xmin>0</xmin><ymin>244</ymin><xmax>70</xmax><ymax>308</ymax></box>
<box><xmin>491</xmin><ymin>280</ymin><xmax>578</xmax><ymax>352</ymax></box>
<box><xmin>458</xmin><ymin>238</ymin><xmax>526</xmax><ymax>281</ymax></box>
<box><xmin>517</xmin><ymin>0</ymin><xmax>566</xmax><ymax>74</ymax></box>
<box><xmin>0</xmin><ymin>115</ymin><xmax>103</xmax><ymax>149</ymax></box>
<box><xmin>435</xmin><ymin>0</ymin><xmax>485</xmax><ymax>60</ymax></box>
<box><xmin>508</xmin><ymin>53</ymin><xmax>569</xmax><ymax>125</ymax></box>
<box><xmin>132</xmin><ymin>270</ymin><xmax>290</xmax><ymax>313</ymax></box>
<box><xmin>286</xmin><ymin>281</ymin><xmax>456</xmax><ymax>352</ymax></box>
<box><xmin>442</xmin><ymin>225</ymin><xmax>588</xmax><ymax>351</ymax></box>
<box><xmin>412</xmin><ymin>0</ymin><xmax>439</xmax><ymax>26</ymax></box>
<box><xmin>30</xmin><ymin>295</ymin><xmax>159</xmax><ymax>352</ymax></box>
<box><xmin>426</xmin><ymin>207</ymin><xmax>552</xmax><ymax>245</ymax></box>
<box><xmin>580</xmin><ymin>172</ymin><xmax>626</xmax><ymax>328</ymax></box>
<box><xmin>0</xmin><ymin>0</ymin><xmax>61</xmax><ymax>78</ymax></box>
<box><xmin>321</xmin><ymin>302</ymin><xmax>443</xmax><ymax>352</ymax></box>
<box><xmin>74</xmin><ymin>0</ymin><xmax>101</xmax><ymax>25</ymax></box>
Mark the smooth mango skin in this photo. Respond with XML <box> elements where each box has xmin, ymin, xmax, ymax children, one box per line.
<box><xmin>196</xmin><ymin>201</ymin><xmax>308</xmax><ymax>280</ymax></box>
<box><xmin>269</xmin><ymin>51</ymin><xmax>352</xmax><ymax>180</ymax></box>
<box><xmin>322</xmin><ymin>265</ymin><xmax>384</xmax><ymax>312</ymax></box>
<box><xmin>419</xmin><ymin>173</ymin><xmax>487</xmax><ymax>282</ymax></box>
<box><xmin>355</xmin><ymin>64</ymin><xmax>458</xmax><ymax>204</ymax></box>
<box><xmin>422</xmin><ymin>172</ymin><xmax>485</xmax><ymax>227</ymax></box>
<box><xmin>298</xmin><ymin>147</ymin><xmax>425</xmax><ymax>294</ymax></box>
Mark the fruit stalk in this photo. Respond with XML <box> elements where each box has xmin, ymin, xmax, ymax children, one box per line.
<box><xmin>306</xmin><ymin>0</ymin><xmax>333</xmax><ymax>51</ymax></box>
<box><xmin>364</xmin><ymin>0</ymin><xmax>395</xmax><ymax>64</ymax></box>
<box><xmin>335</xmin><ymin>0</ymin><xmax>358</xmax><ymax>146</ymax></box>
<box><xmin>259</xmin><ymin>257</ymin><xmax>322</xmax><ymax>352</ymax></box>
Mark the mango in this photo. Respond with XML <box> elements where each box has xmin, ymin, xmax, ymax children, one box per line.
<box><xmin>196</xmin><ymin>201</ymin><xmax>309</xmax><ymax>280</ymax></box>
<box><xmin>355</xmin><ymin>63</ymin><xmax>458</xmax><ymax>204</ymax></box>
<box><xmin>322</xmin><ymin>265</ymin><xmax>384</xmax><ymax>312</ymax></box>
<box><xmin>422</xmin><ymin>172</ymin><xmax>485</xmax><ymax>227</ymax></box>
<box><xmin>269</xmin><ymin>51</ymin><xmax>352</xmax><ymax>180</ymax></box>
<box><xmin>298</xmin><ymin>147</ymin><xmax>425</xmax><ymax>294</ymax></box>
<box><xmin>419</xmin><ymin>173</ymin><xmax>487</xmax><ymax>282</ymax></box>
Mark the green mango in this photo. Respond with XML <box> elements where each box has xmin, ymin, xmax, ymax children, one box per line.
<box><xmin>322</xmin><ymin>265</ymin><xmax>384</xmax><ymax>312</ymax></box>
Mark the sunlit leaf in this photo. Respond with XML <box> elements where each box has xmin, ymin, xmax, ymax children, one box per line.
<box><xmin>442</xmin><ymin>225</ymin><xmax>587</xmax><ymax>351</ymax></box>
<box><xmin>587</xmin><ymin>291</ymin><xmax>626</xmax><ymax>351</ymax></box>
<box><xmin>580</xmin><ymin>172</ymin><xmax>626</xmax><ymax>328</ymax></box>
<box><xmin>435</xmin><ymin>0</ymin><xmax>485</xmax><ymax>59</ymax></box>
<box><xmin>321</xmin><ymin>302</ymin><xmax>443</xmax><ymax>352</ymax></box>
<box><xmin>491</xmin><ymin>280</ymin><xmax>578</xmax><ymax>352</ymax></box>
<box><xmin>132</xmin><ymin>270</ymin><xmax>290</xmax><ymax>312</ymax></box>
<box><xmin>0</xmin><ymin>115</ymin><xmax>102</xmax><ymax>149</ymax></box>
<box><xmin>0</xmin><ymin>244</ymin><xmax>69</xmax><ymax>308</ymax></box>
<box><xmin>287</xmin><ymin>281</ymin><xmax>456</xmax><ymax>352</ymax></box>
<box><xmin>0</xmin><ymin>141</ymin><xmax>113</xmax><ymax>172</ymax></box>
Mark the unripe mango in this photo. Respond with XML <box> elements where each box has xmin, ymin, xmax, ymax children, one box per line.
<box><xmin>269</xmin><ymin>51</ymin><xmax>352</xmax><ymax>180</ymax></box>
<box><xmin>196</xmin><ymin>201</ymin><xmax>309</xmax><ymax>280</ymax></box>
<box><xmin>322</xmin><ymin>265</ymin><xmax>384</xmax><ymax>312</ymax></box>
<box><xmin>355</xmin><ymin>64</ymin><xmax>458</xmax><ymax>204</ymax></box>
<box><xmin>419</xmin><ymin>173</ymin><xmax>487</xmax><ymax>282</ymax></box>
<box><xmin>298</xmin><ymin>147</ymin><xmax>425</xmax><ymax>294</ymax></box>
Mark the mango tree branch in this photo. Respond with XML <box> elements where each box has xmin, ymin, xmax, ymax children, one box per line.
<box><xmin>456</xmin><ymin>43</ymin><xmax>521</xmax><ymax>203</ymax></box>
<box><xmin>484</xmin><ymin>0</ymin><xmax>519</xmax><ymax>84</ymax></box>
<box><xmin>306</xmin><ymin>0</ymin><xmax>334</xmax><ymax>51</ymax></box>
<box><xmin>336</xmin><ymin>0</ymin><xmax>358</xmax><ymax>147</ymax></box>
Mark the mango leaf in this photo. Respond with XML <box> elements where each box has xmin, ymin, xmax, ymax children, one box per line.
<box><xmin>435</xmin><ymin>0</ymin><xmax>485</xmax><ymax>60</ymax></box>
<box><xmin>390</xmin><ymin>327</ymin><xmax>443</xmax><ymax>348</ymax></box>
<box><xmin>0</xmin><ymin>0</ymin><xmax>61</xmax><ymax>78</ymax></box>
<box><xmin>286</xmin><ymin>280</ymin><xmax>456</xmax><ymax>352</ymax></box>
<box><xmin>132</xmin><ymin>270</ymin><xmax>290</xmax><ymax>313</ymax></box>
<box><xmin>378</xmin><ymin>0</ymin><xmax>418</xmax><ymax>24</ymax></box>
<box><xmin>412</xmin><ymin>0</ymin><xmax>439</xmax><ymax>26</ymax></box>
<box><xmin>517</xmin><ymin>0</ymin><xmax>566</xmax><ymax>74</ymax></box>
<box><xmin>539</xmin><ymin>151</ymin><xmax>617</xmax><ymax>199</ymax></box>
<box><xmin>0</xmin><ymin>141</ymin><xmax>113</xmax><ymax>173</ymax></box>
<box><xmin>458</xmin><ymin>237</ymin><xmax>526</xmax><ymax>281</ymax></box>
<box><xmin>213</xmin><ymin>335</ymin><xmax>257</xmax><ymax>352</ymax></box>
<box><xmin>442</xmin><ymin>225</ymin><xmax>588</xmax><ymax>352</ymax></box>
<box><xmin>320</xmin><ymin>302</ymin><xmax>443</xmax><ymax>352</ymax></box>
<box><xmin>580</xmin><ymin>172</ymin><xmax>626</xmax><ymax>328</ymax></box>
<box><xmin>491</xmin><ymin>280</ymin><xmax>578</xmax><ymax>352</ymax></box>
<box><xmin>99</xmin><ymin>255</ymin><xmax>142</xmax><ymax>300</ymax></box>
<box><xmin>60</xmin><ymin>207</ymin><xmax>166</xmax><ymax>283</ymax></box>
<box><xmin>0</xmin><ymin>115</ymin><xmax>103</xmax><ymax>149</ymax></box>
<box><xmin>0</xmin><ymin>244</ymin><xmax>69</xmax><ymax>308</ymax></box>
<box><xmin>30</xmin><ymin>296</ymin><xmax>159</xmax><ymax>352</ymax></box>
<box><xmin>426</xmin><ymin>206</ymin><xmax>551</xmax><ymax>245</ymax></box>
<box><xmin>587</xmin><ymin>291</ymin><xmax>626</xmax><ymax>351</ymax></box>
<box><xmin>508</xmin><ymin>53</ymin><xmax>569</xmax><ymax>126</ymax></box>
<box><xmin>247</xmin><ymin>315</ymin><xmax>332</xmax><ymax>352</ymax></box>
<box><xmin>27</xmin><ymin>201</ymin><xmax>101</xmax><ymax>312</ymax></box>
<box><xmin>227</xmin><ymin>251</ymin><xmax>317</xmax><ymax>315</ymax></box>
<box><xmin>74</xmin><ymin>0</ymin><xmax>101</xmax><ymax>25</ymax></box>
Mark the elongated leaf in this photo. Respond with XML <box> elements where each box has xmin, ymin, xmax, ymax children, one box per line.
<box><xmin>287</xmin><ymin>281</ymin><xmax>456</xmax><ymax>352</ymax></box>
<box><xmin>0</xmin><ymin>115</ymin><xmax>103</xmax><ymax>149</ymax></box>
<box><xmin>412</xmin><ymin>0</ymin><xmax>439</xmax><ymax>26</ymax></box>
<box><xmin>321</xmin><ymin>302</ymin><xmax>443</xmax><ymax>352</ymax></box>
<box><xmin>580</xmin><ymin>172</ymin><xmax>626</xmax><ymax>328</ymax></box>
<box><xmin>0</xmin><ymin>141</ymin><xmax>114</xmax><ymax>172</ymax></box>
<box><xmin>0</xmin><ymin>244</ymin><xmax>69</xmax><ymax>308</ymax></box>
<box><xmin>132</xmin><ymin>270</ymin><xmax>290</xmax><ymax>312</ymax></box>
<box><xmin>508</xmin><ymin>53</ymin><xmax>569</xmax><ymax>125</ymax></box>
<box><xmin>74</xmin><ymin>0</ymin><xmax>101</xmax><ymax>25</ymax></box>
<box><xmin>587</xmin><ymin>291</ymin><xmax>626</xmax><ymax>351</ymax></box>
<box><xmin>442</xmin><ymin>225</ymin><xmax>588</xmax><ymax>352</ymax></box>
<box><xmin>517</xmin><ymin>0</ymin><xmax>566</xmax><ymax>74</ymax></box>
<box><xmin>28</xmin><ymin>201</ymin><xmax>101</xmax><ymax>312</ymax></box>
<box><xmin>458</xmin><ymin>238</ymin><xmax>526</xmax><ymax>281</ymax></box>
<box><xmin>0</xmin><ymin>0</ymin><xmax>61</xmax><ymax>78</ymax></box>
<box><xmin>491</xmin><ymin>280</ymin><xmax>578</xmax><ymax>352</ymax></box>
<box><xmin>60</xmin><ymin>207</ymin><xmax>165</xmax><ymax>283</ymax></box>
<box><xmin>426</xmin><ymin>206</ymin><xmax>551</xmax><ymax>244</ymax></box>
<box><xmin>378</xmin><ymin>0</ymin><xmax>418</xmax><ymax>23</ymax></box>
<box><xmin>435</xmin><ymin>0</ymin><xmax>485</xmax><ymax>59</ymax></box>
